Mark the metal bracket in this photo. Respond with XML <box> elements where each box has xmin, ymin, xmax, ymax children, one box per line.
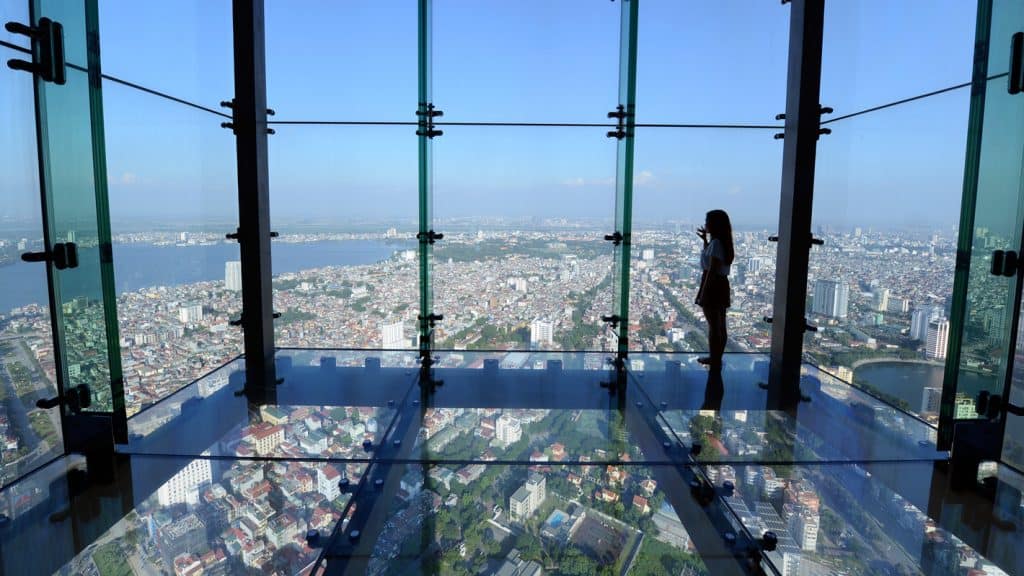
<box><xmin>418</xmin><ymin>313</ymin><xmax>443</xmax><ymax>328</ymax></box>
<box><xmin>603</xmin><ymin>231</ymin><xmax>624</xmax><ymax>246</ymax></box>
<box><xmin>416</xmin><ymin>102</ymin><xmax>444</xmax><ymax>138</ymax></box>
<box><xmin>5</xmin><ymin>18</ymin><xmax>65</xmax><ymax>84</ymax></box>
<box><xmin>21</xmin><ymin>242</ymin><xmax>78</xmax><ymax>270</ymax></box>
<box><xmin>601</xmin><ymin>314</ymin><xmax>621</xmax><ymax>329</ymax></box>
<box><xmin>991</xmin><ymin>249</ymin><xmax>1020</xmax><ymax>277</ymax></box>
<box><xmin>226</xmin><ymin>228</ymin><xmax>241</xmax><ymax>241</ymax></box>
<box><xmin>774</xmin><ymin>104</ymin><xmax>832</xmax><ymax>140</ymax></box>
<box><xmin>416</xmin><ymin>230</ymin><xmax>444</xmax><ymax>245</ymax></box>
<box><xmin>606</xmin><ymin>104</ymin><xmax>632</xmax><ymax>139</ymax></box>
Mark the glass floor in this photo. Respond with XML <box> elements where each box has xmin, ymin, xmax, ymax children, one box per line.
<box><xmin>1</xmin><ymin>351</ymin><xmax>1020</xmax><ymax>575</ymax></box>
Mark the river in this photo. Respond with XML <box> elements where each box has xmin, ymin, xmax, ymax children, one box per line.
<box><xmin>0</xmin><ymin>239</ymin><xmax>408</xmax><ymax>314</ymax></box>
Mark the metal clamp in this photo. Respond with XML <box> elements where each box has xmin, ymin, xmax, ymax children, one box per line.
<box><xmin>606</xmin><ymin>104</ymin><xmax>632</xmax><ymax>140</ymax></box>
<box><xmin>416</xmin><ymin>103</ymin><xmax>444</xmax><ymax>138</ymax></box>
<box><xmin>603</xmin><ymin>231</ymin><xmax>624</xmax><ymax>246</ymax></box>
<box><xmin>418</xmin><ymin>313</ymin><xmax>444</xmax><ymax>328</ymax></box>
<box><xmin>21</xmin><ymin>242</ymin><xmax>78</xmax><ymax>270</ymax></box>
<box><xmin>5</xmin><ymin>19</ymin><xmax>65</xmax><ymax>84</ymax></box>
<box><xmin>416</xmin><ymin>230</ymin><xmax>444</xmax><ymax>245</ymax></box>
<box><xmin>601</xmin><ymin>314</ymin><xmax>621</xmax><ymax>329</ymax></box>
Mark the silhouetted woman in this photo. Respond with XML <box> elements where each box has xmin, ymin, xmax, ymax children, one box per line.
<box><xmin>695</xmin><ymin>209</ymin><xmax>734</xmax><ymax>368</ymax></box>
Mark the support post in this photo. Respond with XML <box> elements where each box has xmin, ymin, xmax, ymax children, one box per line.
<box><xmin>768</xmin><ymin>0</ymin><xmax>824</xmax><ymax>410</ymax></box>
<box><xmin>232</xmin><ymin>0</ymin><xmax>277</xmax><ymax>399</ymax></box>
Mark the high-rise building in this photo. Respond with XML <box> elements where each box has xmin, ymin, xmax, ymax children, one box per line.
<box><xmin>156</xmin><ymin>458</ymin><xmax>212</xmax><ymax>506</ymax></box>
<box><xmin>530</xmin><ymin>319</ymin><xmax>553</xmax><ymax>346</ymax></box>
<box><xmin>381</xmin><ymin>321</ymin><xmax>406</xmax><ymax>349</ymax></box>
<box><xmin>911</xmin><ymin>306</ymin><xmax>944</xmax><ymax>341</ymax></box>
<box><xmin>641</xmin><ymin>249</ymin><xmax>654</xmax><ymax>260</ymax></box>
<box><xmin>178</xmin><ymin>303</ymin><xmax>203</xmax><ymax>323</ymax></box>
<box><xmin>496</xmin><ymin>413</ymin><xmax>522</xmax><ymax>444</ymax></box>
<box><xmin>812</xmin><ymin>280</ymin><xmax>849</xmax><ymax>319</ymax></box>
<box><xmin>921</xmin><ymin>387</ymin><xmax>942</xmax><ymax>414</ymax></box>
<box><xmin>225</xmin><ymin>260</ymin><xmax>242</xmax><ymax>291</ymax></box>
<box><xmin>872</xmin><ymin>288</ymin><xmax>890</xmax><ymax>312</ymax></box>
<box><xmin>926</xmin><ymin>319</ymin><xmax>950</xmax><ymax>360</ymax></box>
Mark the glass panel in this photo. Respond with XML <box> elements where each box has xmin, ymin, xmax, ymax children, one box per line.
<box><xmin>33</xmin><ymin>0</ymin><xmax>122</xmax><ymax>415</ymax></box>
<box><xmin>103</xmin><ymin>81</ymin><xmax>241</xmax><ymax>417</ymax></box>
<box><xmin>98</xmin><ymin>0</ymin><xmax>233</xmax><ymax>109</ymax></box>
<box><xmin>637</xmin><ymin>1</ymin><xmax>788</xmax><ymax>125</ymax></box>
<box><xmin>433</xmin><ymin>0</ymin><xmax>618</xmax><ymax>123</ymax></box>
<box><xmin>630</xmin><ymin>128</ymin><xmax>780</xmax><ymax>354</ymax></box>
<box><xmin>0</xmin><ymin>455</ymin><xmax>86</xmax><ymax>575</ymax></box>
<box><xmin>123</xmin><ymin>351</ymin><xmax>415</xmax><ymax>458</ymax></box>
<box><xmin>821</xmin><ymin>0</ymin><xmax>976</xmax><ymax>115</ymax></box>
<box><xmin>634</xmin><ymin>356</ymin><xmax>940</xmax><ymax>464</ymax></box>
<box><xmin>0</xmin><ymin>47</ymin><xmax>63</xmax><ymax>485</ymax></box>
<box><xmin>432</xmin><ymin>126</ymin><xmax>617</xmax><ymax>352</ymax></box>
<box><xmin>266</xmin><ymin>0</ymin><xmax>416</xmax><ymax>121</ymax></box>
<box><xmin>319</xmin><ymin>463</ymin><xmax>712</xmax><ymax>575</ymax></box>
<box><xmin>47</xmin><ymin>455</ymin><xmax>361</xmax><ymax>575</ymax></box>
<box><xmin>612</xmin><ymin>0</ymin><xmax>638</xmax><ymax>356</ymax></box>
<box><xmin>953</xmin><ymin>5</ymin><xmax>1024</xmax><ymax>425</ymax></box>
<box><xmin>808</xmin><ymin>88</ymin><xmax>970</xmax><ymax>422</ymax></box>
<box><xmin>0</xmin><ymin>1</ymin><xmax>30</xmax><ymax>49</ymax></box>
<box><xmin>269</xmin><ymin>125</ymin><xmax>419</xmax><ymax>350</ymax></box>
<box><xmin>714</xmin><ymin>462</ymin><xmax>1013</xmax><ymax>576</ymax></box>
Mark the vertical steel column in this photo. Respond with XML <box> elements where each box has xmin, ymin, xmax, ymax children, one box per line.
<box><xmin>232</xmin><ymin>0</ymin><xmax>277</xmax><ymax>396</ymax></box>
<box><xmin>768</xmin><ymin>0</ymin><xmax>824</xmax><ymax>410</ymax></box>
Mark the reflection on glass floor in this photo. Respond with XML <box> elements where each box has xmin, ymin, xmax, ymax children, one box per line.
<box><xmin>1</xmin><ymin>351</ymin><xmax>1019</xmax><ymax>575</ymax></box>
<box><xmin>319</xmin><ymin>463</ymin><xmax>716</xmax><ymax>576</ymax></box>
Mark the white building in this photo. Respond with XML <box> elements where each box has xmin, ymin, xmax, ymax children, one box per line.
<box><xmin>926</xmin><ymin>319</ymin><xmax>949</xmax><ymax>360</ymax></box>
<box><xmin>641</xmin><ymin>249</ymin><xmax>654</xmax><ymax>260</ymax></box>
<box><xmin>530</xmin><ymin>319</ymin><xmax>553</xmax><ymax>346</ymax></box>
<box><xmin>790</xmin><ymin>513</ymin><xmax>819</xmax><ymax>552</ymax></box>
<box><xmin>509</xmin><ymin>473</ymin><xmax>546</xmax><ymax>522</ymax></box>
<box><xmin>157</xmin><ymin>457</ymin><xmax>212</xmax><ymax>506</ymax></box>
<box><xmin>812</xmin><ymin>280</ymin><xmax>849</xmax><ymax>319</ymax></box>
<box><xmin>381</xmin><ymin>320</ymin><xmax>406</xmax><ymax>349</ymax></box>
<box><xmin>178</xmin><ymin>303</ymin><xmax>203</xmax><ymax>324</ymax></box>
<box><xmin>495</xmin><ymin>413</ymin><xmax>522</xmax><ymax>445</ymax></box>
<box><xmin>317</xmin><ymin>465</ymin><xmax>342</xmax><ymax>501</ymax></box>
<box><xmin>225</xmin><ymin>260</ymin><xmax>242</xmax><ymax>292</ymax></box>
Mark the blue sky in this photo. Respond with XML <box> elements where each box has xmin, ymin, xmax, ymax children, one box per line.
<box><xmin>2</xmin><ymin>0</ymin><xmax>977</xmax><ymax>230</ymax></box>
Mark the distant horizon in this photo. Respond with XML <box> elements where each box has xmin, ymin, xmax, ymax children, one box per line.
<box><xmin>0</xmin><ymin>213</ymin><xmax>963</xmax><ymax>235</ymax></box>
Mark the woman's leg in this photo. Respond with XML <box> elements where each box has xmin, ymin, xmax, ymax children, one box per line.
<box><xmin>713</xmin><ymin>310</ymin><xmax>728</xmax><ymax>365</ymax></box>
<box><xmin>702</xmin><ymin>306</ymin><xmax>720</xmax><ymax>364</ymax></box>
